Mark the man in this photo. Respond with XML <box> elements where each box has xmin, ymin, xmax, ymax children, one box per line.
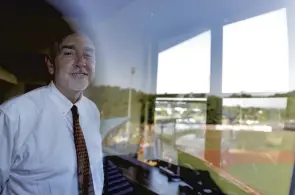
<box><xmin>0</xmin><ymin>31</ymin><xmax>104</xmax><ymax>195</ymax></box>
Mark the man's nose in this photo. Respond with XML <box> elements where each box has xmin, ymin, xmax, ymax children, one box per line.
<box><xmin>75</xmin><ymin>55</ymin><xmax>86</xmax><ymax>67</ymax></box>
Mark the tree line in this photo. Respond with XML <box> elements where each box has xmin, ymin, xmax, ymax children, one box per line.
<box><xmin>85</xmin><ymin>85</ymin><xmax>295</xmax><ymax>125</ymax></box>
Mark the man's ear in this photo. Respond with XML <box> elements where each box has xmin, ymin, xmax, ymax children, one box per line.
<box><xmin>45</xmin><ymin>55</ymin><xmax>54</xmax><ymax>75</ymax></box>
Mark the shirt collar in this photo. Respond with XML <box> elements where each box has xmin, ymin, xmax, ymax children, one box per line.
<box><xmin>48</xmin><ymin>81</ymin><xmax>85</xmax><ymax>115</ymax></box>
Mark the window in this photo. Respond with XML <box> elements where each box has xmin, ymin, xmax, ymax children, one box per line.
<box><xmin>222</xmin><ymin>8</ymin><xmax>289</xmax><ymax>94</ymax></box>
<box><xmin>157</xmin><ymin>31</ymin><xmax>211</xmax><ymax>94</ymax></box>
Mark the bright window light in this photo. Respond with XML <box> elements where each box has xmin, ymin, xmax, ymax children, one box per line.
<box><xmin>222</xmin><ymin>8</ymin><xmax>289</xmax><ymax>93</ymax></box>
<box><xmin>157</xmin><ymin>31</ymin><xmax>211</xmax><ymax>94</ymax></box>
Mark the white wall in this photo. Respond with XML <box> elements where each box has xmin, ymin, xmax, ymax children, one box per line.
<box><xmin>93</xmin><ymin>0</ymin><xmax>152</xmax><ymax>93</ymax></box>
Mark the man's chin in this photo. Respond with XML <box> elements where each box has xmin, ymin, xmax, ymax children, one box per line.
<box><xmin>69</xmin><ymin>82</ymin><xmax>89</xmax><ymax>92</ymax></box>
<box><xmin>72</xmin><ymin>85</ymin><xmax>88</xmax><ymax>92</ymax></box>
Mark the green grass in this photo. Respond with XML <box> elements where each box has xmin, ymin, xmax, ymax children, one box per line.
<box><xmin>159</xmin><ymin>129</ymin><xmax>295</xmax><ymax>151</ymax></box>
<box><xmin>226</xmin><ymin>163</ymin><xmax>293</xmax><ymax>195</ymax></box>
<box><xmin>178</xmin><ymin>151</ymin><xmax>294</xmax><ymax>195</ymax></box>
<box><xmin>128</xmin><ymin>129</ymin><xmax>204</xmax><ymax>145</ymax></box>
<box><xmin>161</xmin><ymin>130</ymin><xmax>295</xmax><ymax>194</ymax></box>
<box><xmin>233</xmin><ymin>131</ymin><xmax>295</xmax><ymax>151</ymax></box>
<box><xmin>158</xmin><ymin>129</ymin><xmax>204</xmax><ymax>144</ymax></box>
<box><xmin>178</xmin><ymin>151</ymin><xmax>250</xmax><ymax>195</ymax></box>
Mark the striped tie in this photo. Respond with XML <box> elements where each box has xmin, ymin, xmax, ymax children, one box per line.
<box><xmin>71</xmin><ymin>105</ymin><xmax>94</xmax><ymax>195</ymax></box>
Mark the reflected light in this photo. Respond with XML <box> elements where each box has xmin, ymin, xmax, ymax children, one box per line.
<box><xmin>157</xmin><ymin>31</ymin><xmax>211</xmax><ymax>94</ymax></box>
<box><xmin>222</xmin><ymin>8</ymin><xmax>289</xmax><ymax>93</ymax></box>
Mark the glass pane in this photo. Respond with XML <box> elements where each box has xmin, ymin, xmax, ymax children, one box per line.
<box><xmin>154</xmin><ymin>99</ymin><xmax>207</xmax><ymax>162</ymax></box>
<box><xmin>157</xmin><ymin>30</ymin><xmax>211</xmax><ymax>94</ymax></box>
<box><xmin>222</xmin><ymin>8</ymin><xmax>289</xmax><ymax>94</ymax></box>
<box><xmin>221</xmin><ymin>97</ymin><xmax>294</xmax><ymax>194</ymax></box>
<box><xmin>0</xmin><ymin>0</ymin><xmax>294</xmax><ymax>195</ymax></box>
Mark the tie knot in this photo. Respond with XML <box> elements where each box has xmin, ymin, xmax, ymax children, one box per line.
<box><xmin>71</xmin><ymin>105</ymin><xmax>79</xmax><ymax>117</ymax></box>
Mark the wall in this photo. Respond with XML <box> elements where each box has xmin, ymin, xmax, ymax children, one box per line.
<box><xmin>84</xmin><ymin>1</ymin><xmax>157</xmax><ymax>125</ymax></box>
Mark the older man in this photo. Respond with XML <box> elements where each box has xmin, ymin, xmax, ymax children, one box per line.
<box><xmin>0</xmin><ymin>30</ymin><xmax>104</xmax><ymax>195</ymax></box>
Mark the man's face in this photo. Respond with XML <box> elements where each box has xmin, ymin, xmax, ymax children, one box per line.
<box><xmin>49</xmin><ymin>33</ymin><xmax>95</xmax><ymax>92</ymax></box>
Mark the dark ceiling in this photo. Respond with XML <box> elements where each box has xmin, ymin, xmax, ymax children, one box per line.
<box><xmin>0</xmin><ymin>0</ymin><xmax>136</xmax><ymax>52</ymax></box>
<box><xmin>0</xmin><ymin>0</ymin><xmax>289</xmax><ymax>82</ymax></box>
<box><xmin>0</xmin><ymin>0</ymin><xmax>136</xmax><ymax>82</ymax></box>
<box><xmin>0</xmin><ymin>0</ymin><xmax>63</xmax><ymax>52</ymax></box>
<box><xmin>0</xmin><ymin>0</ymin><xmax>63</xmax><ymax>81</ymax></box>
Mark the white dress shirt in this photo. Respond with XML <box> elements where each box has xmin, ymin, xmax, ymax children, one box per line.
<box><xmin>0</xmin><ymin>82</ymin><xmax>104</xmax><ymax>195</ymax></box>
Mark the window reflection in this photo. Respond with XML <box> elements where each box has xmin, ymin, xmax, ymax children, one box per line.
<box><xmin>223</xmin><ymin>98</ymin><xmax>287</xmax><ymax>126</ymax></box>
<box><xmin>220</xmin><ymin>97</ymin><xmax>295</xmax><ymax>195</ymax></box>
<box><xmin>0</xmin><ymin>0</ymin><xmax>294</xmax><ymax>195</ymax></box>
<box><xmin>154</xmin><ymin>99</ymin><xmax>207</xmax><ymax>162</ymax></box>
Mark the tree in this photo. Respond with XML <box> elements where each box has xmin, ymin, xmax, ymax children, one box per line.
<box><xmin>86</xmin><ymin>85</ymin><xmax>152</xmax><ymax>124</ymax></box>
<box><xmin>286</xmin><ymin>97</ymin><xmax>295</xmax><ymax>120</ymax></box>
<box><xmin>206</xmin><ymin>96</ymin><xmax>222</xmax><ymax>124</ymax></box>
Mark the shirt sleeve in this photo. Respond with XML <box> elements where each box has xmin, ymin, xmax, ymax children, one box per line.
<box><xmin>0</xmin><ymin>109</ymin><xmax>17</xmax><ymax>193</ymax></box>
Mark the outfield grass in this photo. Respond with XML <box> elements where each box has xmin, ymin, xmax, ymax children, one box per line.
<box><xmin>158</xmin><ymin>129</ymin><xmax>204</xmax><ymax>144</ymax></box>
<box><xmin>178</xmin><ymin>151</ymin><xmax>251</xmax><ymax>195</ymax></box>
<box><xmin>159</xmin><ymin>129</ymin><xmax>295</xmax><ymax>152</ymax></box>
<box><xmin>160</xmin><ymin>130</ymin><xmax>295</xmax><ymax>194</ymax></box>
<box><xmin>128</xmin><ymin>129</ymin><xmax>205</xmax><ymax>146</ymax></box>
<box><xmin>232</xmin><ymin>131</ymin><xmax>295</xmax><ymax>151</ymax></box>
<box><xmin>179</xmin><ymin>150</ymin><xmax>294</xmax><ymax>195</ymax></box>
<box><xmin>226</xmin><ymin>163</ymin><xmax>293</xmax><ymax>195</ymax></box>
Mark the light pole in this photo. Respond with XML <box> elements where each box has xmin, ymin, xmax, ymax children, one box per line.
<box><xmin>127</xmin><ymin>67</ymin><xmax>135</xmax><ymax>140</ymax></box>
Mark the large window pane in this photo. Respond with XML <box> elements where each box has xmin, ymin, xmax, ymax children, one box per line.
<box><xmin>220</xmin><ymin>97</ymin><xmax>294</xmax><ymax>195</ymax></box>
<box><xmin>222</xmin><ymin>8</ymin><xmax>289</xmax><ymax>93</ymax></box>
<box><xmin>154</xmin><ymin>99</ymin><xmax>207</xmax><ymax>162</ymax></box>
<box><xmin>157</xmin><ymin>31</ymin><xmax>211</xmax><ymax>94</ymax></box>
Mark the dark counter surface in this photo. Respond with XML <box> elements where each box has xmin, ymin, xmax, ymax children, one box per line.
<box><xmin>105</xmin><ymin>155</ymin><xmax>226</xmax><ymax>195</ymax></box>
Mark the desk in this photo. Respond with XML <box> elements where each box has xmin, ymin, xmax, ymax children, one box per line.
<box><xmin>107</xmin><ymin>155</ymin><xmax>225</xmax><ymax>195</ymax></box>
<box><xmin>107</xmin><ymin>156</ymin><xmax>189</xmax><ymax>195</ymax></box>
<box><xmin>144</xmin><ymin>167</ymin><xmax>187</xmax><ymax>194</ymax></box>
<box><xmin>122</xmin><ymin>164</ymin><xmax>189</xmax><ymax>195</ymax></box>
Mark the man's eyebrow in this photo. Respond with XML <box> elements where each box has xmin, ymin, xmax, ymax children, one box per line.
<box><xmin>60</xmin><ymin>45</ymin><xmax>94</xmax><ymax>53</ymax></box>
<box><xmin>60</xmin><ymin>45</ymin><xmax>75</xmax><ymax>50</ymax></box>
<box><xmin>84</xmin><ymin>47</ymin><xmax>94</xmax><ymax>53</ymax></box>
